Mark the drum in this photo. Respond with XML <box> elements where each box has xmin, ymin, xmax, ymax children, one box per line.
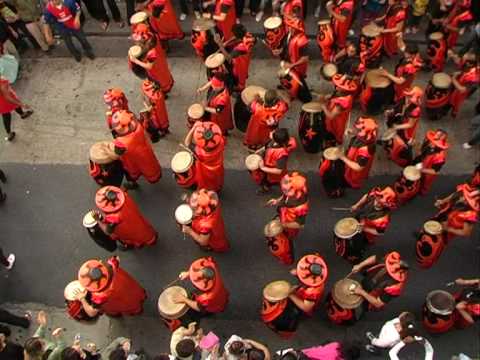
<box><xmin>425</xmin><ymin>73</ymin><xmax>452</xmax><ymax>121</ymax></box>
<box><xmin>83</xmin><ymin>210</ymin><xmax>97</xmax><ymax>228</ymax></box>
<box><xmin>416</xmin><ymin>220</ymin><xmax>445</xmax><ymax>269</ymax></box>
<box><xmin>393</xmin><ymin>166</ymin><xmax>421</xmax><ymax>205</ymax></box>
<box><xmin>234</xmin><ymin>86</ymin><xmax>266</xmax><ymax>132</ymax></box>
<box><xmin>128</xmin><ymin>45</ymin><xmax>147</xmax><ymax>79</ymax></box>
<box><xmin>326</xmin><ymin>278</ymin><xmax>363</xmax><ymax>325</ymax></box>
<box><xmin>359</xmin><ymin>23</ymin><xmax>383</xmax><ymax>69</ymax></box>
<box><xmin>319</xmin><ymin>147</ymin><xmax>345</xmax><ymax>198</ymax></box>
<box><xmin>64</xmin><ymin>280</ymin><xmax>97</xmax><ymax>322</ymax></box>
<box><xmin>264</xmin><ymin>219</ymin><xmax>293</xmax><ymax>265</ymax></box>
<box><xmin>360</xmin><ymin>69</ymin><xmax>394</xmax><ymax>115</ymax></box>
<box><xmin>320</xmin><ymin>63</ymin><xmax>338</xmax><ymax>81</ymax></box>
<box><xmin>64</xmin><ymin>280</ymin><xmax>86</xmax><ymax>301</ymax></box>
<box><xmin>426</xmin><ymin>32</ymin><xmax>447</xmax><ymax>73</ymax></box>
<box><xmin>187</xmin><ymin>103</ymin><xmax>205</xmax><ymax>128</ymax></box>
<box><xmin>263</xmin><ymin>16</ymin><xmax>286</xmax><ymax>55</ymax></box>
<box><xmin>191</xmin><ymin>18</ymin><xmax>218</xmax><ymax>59</ymax></box>
<box><xmin>263</xmin><ymin>280</ymin><xmax>292</xmax><ymax>302</ymax></box>
<box><xmin>323</xmin><ymin>146</ymin><xmax>341</xmax><ymax>161</ymax></box>
<box><xmin>422</xmin><ymin>290</ymin><xmax>456</xmax><ymax>333</ymax></box>
<box><xmin>130</xmin><ymin>11</ymin><xmax>148</xmax><ymax>27</ymax></box>
<box><xmin>175</xmin><ymin>204</ymin><xmax>194</xmax><ymax>226</ymax></box>
<box><xmin>316</xmin><ymin>19</ymin><xmax>334</xmax><ymax>63</ymax></box>
<box><xmin>171</xmin><ymin>151</ymin><xmax>196</xmax><ymax>189</ymax></box>
<box><xmin>158</xmin><ymin>286</ymin><xmax>189</xmax><ymax>320</ymax></box>
<box><xmin>333</xmin><ymin>217</ymin><xmax>366</xmax><ymax>263</ymax></box>
<box><xmin>245</xmin><ymin>153</ymin><xmax>263</xmax><ymax>171</ymax></box>
<box><xmin>298</xmin><ymin>102</ymin><xmax>326</xmax><ymax>153</ymax></box>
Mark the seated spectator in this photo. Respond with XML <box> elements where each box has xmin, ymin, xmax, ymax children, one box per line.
<box><xmin>23</xmin><ymin>311</ymin><xmax>66</xmax><ymax>360</ymax></box>
<box><xmin>170</xmin><ymin>323</ymin><xmax>202</xmax><ymax>360</ymax></box>
<box><xmin>0</xmin><ymin>324</ymin><xmax>23</xmax><ymax>360</ymax></box>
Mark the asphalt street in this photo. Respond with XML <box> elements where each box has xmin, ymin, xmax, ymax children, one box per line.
<box><xmin>0</xmin><ymin>165</ymin><xmax>478</xmax><ymax>358</ymax></box>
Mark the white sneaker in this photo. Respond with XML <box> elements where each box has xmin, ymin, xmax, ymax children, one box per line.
<box><xmin>6</xmin><ymin>254</ymin><xmax>15</xmax><ymax>270</ymax></box>
<box><xmin>255</xmin><ymin>11</ymin><xmax>264</xmax><ymax>22</ymax></box>
<box><xmin>463</xmin><ymin>142</ymin><xmax>472</xmax><ymax>149</ymax></box>
<box><xmin>180</xmin><ymin>13</ymin><xmax>187</xmax><ymax>21</ymax></box>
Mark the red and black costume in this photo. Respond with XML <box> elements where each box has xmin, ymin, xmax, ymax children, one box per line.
<box><xmin>426</xmin><ymin>33</ymin><xmax>447</xmax><ymax>72</ymax></box>
<box><xmin>382</xmin><ymin>2</ymin><xmax>406</xmax><ymax>57</ymax></box>
<box><xmin>324</xmin><ymin>90</ymin><xmax>354</xmax><ymax>145</ymax></box>
<box><xmin>207</xmin><ymin>76</ymin><xmax>234</xmax><ymax>134</ymax></box>
<box><xmin>103</xmin><ymin>88</ymin><xmax>129</xmax><ymax>136</ymax></box>
<box><xmin>214</xmin><ymin>0</ymin><xmax>236</xmax><ymax>41</ymax></box>
<box><xmin>141</xmin><ymin>79</ymin><xmax>169</xmax><ymax>141</ymax></box>
<box><xmin>188</xmin><ymin>189</ymin><xmax>230</xmax><ymax>252</ymax></box>
<box><xmin>225</xmin><ymin>32</ymin><xmax>256</xmax><ymax>91</ymax></box>
<box><xmin>425</xmin><ymin>74</ymin><xmax>452</xmax><ymax>121</ymax></box>
<box><xmin>88</xmin><ymin>141</ymin><xmax>125</xmax><ymax>188</ymax></box>
<box><xmin>316</xmin><ymin>20</ymin><xmax>334</xmax><ymax>62</ymax></box>
<box><xmin>454</xmin><ymin>286</ymin><xmax>480</xmax><ymax>329</ymax></box>
<box><xmin>83</xmin><ymin>211</ymin><xmax>117</xmax><ymax>252</ymax></box>
<box><xmin>64</xmin><ymin>281</ymin><xmax>100</xmax><ymax>322</ymax></box>
<box><xmin>330</xmin><ymin>0</ymin><xmax>354</xmax><ymax>50</ymax></box>
<box><xmin>449</xmin><ymin>61</ymin><xmax>480</xmax><ymax>118</ymax></box>
<box><xmin>95</xmin><ymin>186</ymin><xmax>157</xmax><ymax>248</ymax></box>
<box><xmin>264</xmin><ymin>219</ymin><xmax>294</xmax><ymax>265</ymax></box>
<box><xmin>78</xmin><ymin>257</ymin><xmax>146</xmax><ymax>316</ymax></box>
<box><xmin>392</xmin><ymin>167</ymin><xmax>421</xmax><ymax>206</ymax></box>
<box><xmin>444</xmin><ymin>1</ymin><xmax>473</xmax><ymax>48</ymax></box>
<box><xmin>281</xmin><ymin>16</ymin><xmax>309</xmax><ymax>84</ymax></box>
<box><xmin>111</xmin><ymin>110</ymin><xmax>162</xmax><ymax>184</ymax></box>
<box><xmin>191</xmin><ymin>21</ymin><xmax>219</xmax><ymax>60</ymax></box>
<box><xmin>393</xmin><ymin>54</ymin><xmax>423</xmax><ymax>101</ymax></box>
<box><xmin>262</xmin><ymin>296</ymin><xmax>301</xmax><ymax>339</ymax></box>
<box><xmin>146</xmin><ymin>0</ymin><xmax>184</xmax><ymax>41</ymax></box>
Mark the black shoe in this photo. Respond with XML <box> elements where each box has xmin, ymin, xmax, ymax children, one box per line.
<box><xmin>85</xmin><ymin>51</ymin><xmax>95</xmax><ymax>60</ymax></box>
<box><xmin>5</xmin><ymin>132</ymin><xmax>15</xmax><ymax>141</ymax></box>
<box><xmin>73</xmin><ymin>53</ymin><xmax>82</xmax><ymax>62</ymax></box>
<box><xmin>0</xmin><ymin>192</ymin><xmax>6</xmax><ymax>202</ymax></box>
<box><xmin>20</xmin><ymin>109</ymin><xmax>33</xmax><ymax>119</ymax></box>
<box><xmin>0</xmin><ymin>169</ymin><xmax>6</xmax><ymax>183</ymax></box>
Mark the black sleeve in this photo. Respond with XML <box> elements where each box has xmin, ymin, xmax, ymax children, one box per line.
<box><xmin>379</xmin><ymin>292</ymin><xmax>395</xmax><ymax>304</ymax></box>
<box><xmin>220</xmin><ymin>4</ymin><xmax>230</xmax><ymax>13</ymax></box>
<box><xmin>151</xmin><ymin>4</ymin><xmax>164</xmax><ymax>18</ymax></box>
<box><xmin>230</xmin><ymin>49</ymin><xmax>247</xmax><ymax>58</ymax></box>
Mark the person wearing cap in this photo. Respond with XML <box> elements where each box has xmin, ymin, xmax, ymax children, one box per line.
<box><xmin>350</xmin><ymin>186</ymin><xmax>397</xmax><ymax>245</ymax></box>
<box><xmin>201</xmin><ymin>0</ymin><xmax>236</xmax><ymax>41</ymax></box>
<box><xmin>250</xmin><ymin>128</ymin><xmax>297</xmax><ymax>194</ymax></box>
<box><xmin>135</xmin><ymin>0</ymin><xmax>184</xmax><ymax>45</ymax></box>
<box><xmin>412</xmin><ymin>129</ymin><xmax>449</xmax><ymax>195</ymax></box>
<box><xmin>453</xmin><ymin>277</ymin><xmax>480</xmax><ymax>328</ymax></box>
<box><xmin>326</xmin><ymin>0</ymin><xmax>354</xmax><ymax>50</ymax></box>
<box><xmin>381</xmin><ymin>86</ymin><xmax>423</xmax><ymax>167</ymax></box>
<box><xmin>174</xmin><ymin>257</ymin><xmax>229</xmax><ymax>315</ymax></box>
<box><xmin>128</xmin><ymin>24</ymin><xmax>174</xmax><ymax>94</ymax></box>
<box><xmin>392</xmin><ymin>166</ymin><xmax>421</xmax><ymax>205</ymax></box>
<box><xmin>379</xmin><ymin>0</ymin><xmax>408</xmax><ymax>57</ymax></box>
<box><xmin>350</xmin><ymin>252</ymin><xmax>409</xmax><ymax>312</ymax></box>
<box><xmin>77</xmin><ymin>256</ymin><xmax>146</xmax><ymax>316</ymax></box>
<box><xmin>444</xmin><ymin>0</ymin><xmax>473</xmax><ymax>49</ymax></box>
<box><xmin>141</xmin><ymin>79</ymin><xmax>169</xmax><ymax>141</ymax></box>
<box><xmin>279</xmin><ymin>16</ymin><xmax>309</xmax><ymax>82</ymax></box>
<box><xmin>448</xmin><ymin>51</ymin><xmax>479</xmax><ymax>118</ymax></box>
<box><xmin>288</xmin><ymin>254</ymin><xmax>328</xmax><ymax>316</ymax></box>
<box><xmin>181</xmin><ymin>189</ymin><xmax>229</xmax><ymax>252</ymax></box>
<box><xmin>267</xmin><ymin>171</ymin><xmax>309</xmax><ymax>243</ymax></box>
<box><xmin>321</xmin><ymin>83</ymin><xmax>354</xmax><ymax>146</ymax></box>
<box><xmin>338</xmin><ymin>116</ymin><xmax>378</xmax><ymax>190</ymax></box>
<box><xmin>184</xmin><ymin>121</ymin><xmax>225</xmax><ymax>192</ymax></box>
<box><xmin>103</xmin><ymin>88</ymin><xmax>129</xmax><ymax>137</ymax></box>
<box><xmin>94</xmin><ymin>186</ymin><xmax>158</xmax><ymax>248</ymax></box>
<box><xmin>244</xmin><ymin>90</ymin><xmax>289</xmax><ymax>150</ymax></box>
<box><xmin>111</xmin><ymin>110</ymin><xmax>162</xmax><ymax>184</ymax></box>
<box><xmin>376</xmin><ymin>44</ymin><xmax>423</xmax><ymax>102</ymax></box>
<box><xmin>82</xmin><ymin>209</ymin><xmax>117</xmax><ymax>252</ymax></box>
<box><xmin>88</xmin><ymin>141</ymin><xmax>126</xmax><ymax>188</ymax></box>
<box><xmin>214</xmin><ymin>24</ymin><xmax>256</xmax><ymax>92</ymax></box>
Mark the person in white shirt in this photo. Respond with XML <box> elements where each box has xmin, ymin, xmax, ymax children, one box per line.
<box><xmin>388</xmin><ymin>336</ymin><xmax>434</xmax><ymax>360</ymax></box>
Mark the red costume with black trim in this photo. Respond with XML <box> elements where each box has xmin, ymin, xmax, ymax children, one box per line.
<box><xmin>214</xmin><ymin>0</ymin><xmax>236</xmax><ymax>41</ymax></box>
<box><xmin>454</xmin><ymin>288</ymin><xmax>480</xmax><ymax>329</ymax></box>
<box><xmin>324</xmin><ymin>93</ymin><xmax>354</xmax><ymax>144</ymax></box>
<box><xmin>445</xmin><ymin>6</ymin><xmax>473</xmax><ymax>48</ymax></box>
<box><xmin>450</xmin><ymin>65</ymin><xmax>480</xmax><ymax>117</ymax></box>
<box><xmin>226</xmin><ymin>32</ymin><xmax>256</xmax><ymax>91</ymax></box>
<box><xmin>415</xmin><ymin>221</ymin><xmax>445</xmax><ymax>269</ymax></box>
<box><xmin>393</xmin><ymin>55</ymin><xmax>423</xmax><ymax>101</ymax></box>
<box><xmin>425</xmin><ymin>76</ymin><xmax>452</xmax><ymax>120</ymax></box>
<box><xmin>283</xmin><ymin>18</ymin><xmax>309</xmax><ymax>78</ymax></box>
<box><xmin>191</xmin><ymin>121</ymin><xmax>225</xmax><ymax>192</ymax></box>
<box><xmin>78</xmin><ymin>257</ymin><xmax>146</xmax><ymax>316</ymax></box>
<box><xmin>383</xmin><ymin>3</ymin><xmax>406</xmax><ymax>57</ymax></box>
<box><xmin>147</xmin><ymin>0</ymin><xmax>184</xmax><ymax>41</ymax></box>
<box><xmin>207</xmin><ymin>76</ymin><xmax>233</xmax><ymax>134</ymax></box>
<box><xmin>141</xmin><ymin>79</ymin><xmax>169</xmax><ymax>134</ymax></box>
<box><xmin>265</xmin><ymin>223</ymin><xmax>294</xmax><ymax>265</ymax></box>
<box><xmin>112</xmin><ymin>110</ymin><xmax>162</xmax><ymax>183</ymax></box>
<box><xmin>145</xmin><ymin>41</ymin><xmax>174</xmax><ymax>93</ymax></box>
<box><xmin>261</xmin><ymin>297</ymin><xmax>301</xmax><ymax>338</ymax></box>
<box><xmin>96</xmin><ymin>186</ymin><xmax>157</xmax><ymax>247</ymax></box>
<box><xmin>189</xmin><ymin>189</ymin><xmax>230</xmax><ymax>252</ymax></box>
<box><xmin>244</xmin><ymin>98</ymin><xmax>289</xmax><ymax>148</ymax></box>
<box><xmin>316</xmin><ymin>20</ymin><xmax>334</xmax><ymax>62</ymax></box>
<box><xmin>283</xmin><ymin>0</ymin><xmax>303</xmax><ymax>19</ymax></box>
<box><xmin>427</xmin><ymin>34</ymin><xmax>447</xmax><ymax>72</ymax></box>
<box><xmin>330</xmin><ymin>0</ymin><xmax>354</xmax><ymax>49</ymax></box>
<box><xmin>189</xmin><ymin>257</ymin><xmax>229</xmax><ymax>313</ymax></box>
<box><xmin>393</xmin><ymin>170</ymin><xmax>421</xmax><ymax>205</ymax></box>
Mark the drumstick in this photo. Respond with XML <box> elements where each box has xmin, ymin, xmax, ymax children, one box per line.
<box><xmin>331</xmin><ymin>207</ymin><xmax>351</xmax><ymax>211</ymax></box>
<box><xmin>161</xmin><ymin>277</ymin><xmax>182</xmax><ymax>291</ymax></box>
<box><xmin>446</xmin><ymin>281</ymin><xmax>455</xmax><ymax>287</ymax></box>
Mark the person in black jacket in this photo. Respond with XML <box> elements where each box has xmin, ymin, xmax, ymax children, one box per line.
<box><xmin>0</xmin><ymin>325</ymin><xmax>24</xmax><ymax>360</ymax></box>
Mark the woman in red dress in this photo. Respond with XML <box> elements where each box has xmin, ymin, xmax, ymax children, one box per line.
<box><xmin>380</xmin><ymin>0</ymin><xmax>407</xmax><ymax>57</ymax></box>
<box><xmin>142</xmin><ymin>0</ymin><xmax>184</xmax><ymax>42</ymax></box>
<box><xmin>0</xmin><ymin>77</ymin><xmax>33</xmax><ymax>141</ymax></box>
<box><xmin>202</xmin><ymin>0</ymin><xmax>236</xmax><ymax>41</ymax></box>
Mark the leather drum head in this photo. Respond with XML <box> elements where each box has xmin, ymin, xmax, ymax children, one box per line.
<box><xmin>245</xmin><ymin>154</ymin><xmax>263</xmax><ymax>171</ymax></box>
<box><xmin>426</xmin><ymin>290</ymin><xmax>455</xmax><ymax>315</ymax></box>
<box><xmin>334</xmin><ymin>217</ymin><xmax>360</xmax><ymax>239</ymax></box>
<box><xmin>158</xmin><ymin>286</ymin><xmax>189</xmax><ymax>319</ymax></box>
<box><xmin>423</xmin><ymin>220</ymin><xmax>443</xmax><ymax>235</ymax></box>
<box><xmin>332</xmin><ymin>278</ymin><xmax>363</xmax><ymax>309</ymax></box>
<box><xmin>171</xmin><ymin>151</ymin><xmax>194</xmax><ymax>174</ymax></box>
<box><xmin>263</xmin><ymin>280</ymin><xmax>291</xmax><ymax>302</ymax></box>
<box><xmin>175</xmin><ymin>204</ymin><xmax>193</xmax><ymax>225</ymax></box>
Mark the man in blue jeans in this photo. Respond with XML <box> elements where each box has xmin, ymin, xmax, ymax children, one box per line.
<box><xmin>43</xmin><ymin>0</ymin><xmax>95</xmax><ymax>62</ymax></box>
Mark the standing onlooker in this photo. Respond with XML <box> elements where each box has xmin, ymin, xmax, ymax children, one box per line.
<box><xmin>224</xmin><ymin>336</ymin><xmax>271</xmax><ymax>360</ymax></box>
<box><xmin>43</xmin><ymin>0</ymin><xmax>95</xmax><ymax>62</ymax></box>
<box><xmin>0</xmin><ymin>325</ymin><xmax>24</xmax><ymax>360</ymax></box>
<box><xmin>0</xmin><ymin>73</ymin><xmax>32</xmax><ymax>141</ymax></box>
<box><xmin>81</xmin><ymin>0</ymin><xmax>124</xmax><ymax>30</ymax></box>
<box><xmin>170</xmin><ymin>323</ymin><xmax>202</xmax><ymax>360</ymax></box>
<box><xmin>23</xmin><ymin>311</ymin><xmax>66</xmax><ymax>360</ymax></box>
<box><xmin>0</xmin><ymin>247</ymin><xmax>14</xmax><ymax>269</ymax></box>
<box><xmin>7</xmin><ymin>0</ymin><xmax>50</xmax><ymax>51</ymax></box>
<box><xmin>0</xmin><ymin>0</ymin><xmax>42</xmax><ymax>50</ymax></box>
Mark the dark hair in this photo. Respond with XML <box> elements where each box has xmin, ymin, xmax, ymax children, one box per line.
<box><xmin>232</xmin><ymin>24</ymin><xmax>246</xmax><ymax>39</ymax></box>
<box><xmin>247</xmin><ymin>349</ymin><xmax>265</xmax><ymax>360</ymax></box>
<box><xmin>273</xmin><ymin>128</ymin><xmax>290</xmax><ymax>146</ymax></box>
<box><xmin>340</xmin><ymin>341</ymin><xmax>362</xmax><ymax>360</ymax></box>
<box><xmin>24</xmin><ymin>337</ymin><xmax>44</xmax><ymax>358</ymax></box>
<box><xmin>109</xmin><ymin>347</ymin><xmax>127</xmax><ymax>360</ymax></box>
<box><xmin>176</xmin><ymin>339</ymin><xmax>195</xmax><ymax>358</ymax></box>
<box><xmin>264</xmin><ymin>90</ymin><xmax>279</xmax><ymax>107</ymax></box>
<box><xmin>228</xmin><ymin>341</ymin><xmax>245</xmax><ymax>356</ymax></box>
<box><xmin>396</xmin><ymin>339</ymin><xmax>427</xmax><ymax>360</ymax></box>
<box><xmin>62</xmin><ymin>347</ymin><xmax>82</xmax><ymax>360</ymax></box>
<box><xmin>405</xmin><ymin>44</ymin><xmax>419</xmax><ymax>54</ymax></box>
<box><xmin>0</xmin><ymin>325</ymin><xmax>11</xmax><ymax>337</ymax></box>
<box><xmin>399</xmin><ymin>313</ymin><xmax>418</xmax><ymax>340</ymax></box>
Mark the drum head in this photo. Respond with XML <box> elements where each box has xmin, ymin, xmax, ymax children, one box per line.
<box><xmin>245</xmin><ymin>153</ymin><xmax>263</xmax><ymax>171</ymax></box>
<box><xmin>171</xmin><ymin>151</ymin><xmax>194</xmax><ymax>173</ymax></box>
<box><xmin>129</xmin><ymin>45</ymin><xmax>142</xmax><ymax>58</ymax></box>
<box><xmin>264</xmin><ymin>219</ymin><xmax>283</xmax><ymax>237</ymax></box>
<box><xmin>322</xmin><ymin>63</ymin><xmax>338</xmax><ymax>78</ymax></box>
<box><xmin>381</xmin><ymin>128</ymin><xmax>397</xmax><ymax>141</ymax></box>
<box><xmin>130</xmin><ymin>11</ymin><xmax>147</xmax><ymax>25</ymax></box>
<box><xmin>175</xmin><ymin>204</ymin><xmax>193</xmax><ymax>225</ymax></box>
<box><xmin>302</xmin><ymin>102</ymin><xmax>323</xmax><ymax>113</ymax></box>
<box><xmin>403</xmin><ymin>165</ymin><xmax>421</xmax><ymax>181</ymax></box>
<box><xmin>188</xmin><ymin>103</ymin><xmax>205</xmax><ymax>119</ymax></box>
<box><xmin>323</xmin><ymin>147</ymin><xmax>340</xmax><ymax>161</ymax></box>
<box><xmin>264</xmin><ymin>16</ymin><xmax>283</xmax><ymax>29</ymax></box>
<box><xmin>90</xmin><ymin>141</ymin><xmax>118</xmax><ymax>164</ymax></box>
<box><xmin>424</xmin><ymin>220</ymin><xmax>443</xmax><ymax>235</ymax></box>
<box><xmin>332</xmin><ymin>278</ymin><xmax>363</xmax><ymax>309</ymax></box>
<box><xmin>432</xmin><ymin>73</ymin><xmax>452</xmax><ymax>89</ymax></box>
<box><xmin>241</xmin><ymin>86</ymin><xmax>266</xmax><ymax>105</ymax></box>
<box><xmin>83</xmin><ymin>210</ymin><xmax>97</xmax><ymax>228</ymax></box>
<box><xmin>426</xmin><ymin>290</ymin><xmax>455</xmax><ymax>315</ymax></box>
<box><xmin>429</xmin><ymin>32</ymin><xmax>443</xmax><ymax>41</ymax></box>
<box><xmin>158</xmin><ymin>286</ymin><xmax>189</xmax><ymax>319</ymax></box>
<box><xmin>317</xmin><ymin>19</ymin><xmax>331</xmax><ymax>25</ymax></box>
<box><xmin>205</xmin><ymin>53</ymin><xmax>225</xmax><ymax>68</ymax></box>
<box><xmin>366</xmin><ymin>69</ymin><xmax>391</xmax><ymax>88</ymax></box>
<box><xmin>263</xmin><ymin>280</ymin><xmax>292</xmax><ymax>302</ymax></box>
<box><xmin>193</xmin><ymin>18</ymin><xmax>215</xmax><ymax>32</ymax></box>
<box><xmin>64</xmin><ymin>280</ymin><xmax>86</xmax><ymax>301</ymax></box>
<box><xmin>362</xmin><ymin>23</ymin><xmax>382</xmax><ymax>37</ymax></box>
<box><xmin>334</xmin><ymin>217</ymin><xmax>360</xmax><ymax>239</ymax></box>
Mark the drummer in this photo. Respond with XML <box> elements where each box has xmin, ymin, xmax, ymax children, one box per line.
<box><xmin>191</xmin><ymin>18</ymin><xmax>219</xmax><ymax>60</ymax></box>
<box><xmin>443</xmin><ymin>0</ymin><xmax>473</xmax><ymax>49</ymax></box>
<box><xmin>244</xmin><ymin>89</ymin><xmax>289</xmax><ymax>150</ymax></box>
<box><xmin>201</xmin><ymin>0</ymin><xmax>236</xmax><ymax>41</ymax></box>
<box><xmin>288</xmin><ymin>254</ymin><xmax>328</xmax><ymax>316</ymax></box>
<box><xmin>141</xmin><ymin>78</ymin><xmax>170</xmax><ymax>141</ymax></box>
<box><xmin>181</xmin><ymin>189</ymin><xmax>230</xmax><ymax>252</ymax></box>
<box><xmin>249</xmin><ymin>128</ymin><xmax>297</xmax><ymax>194</ymax></box>
<box><xmin>174</xmin><ymin>256</ymin><xmax>229</xmax><ymax>315</ymax></box>
<box><xmin>350</xmin><ymin>186</ymin><xmax>397</xmax><ymax>245</ymax></box>
<box><xmin>453</xmin><ymin>277</ymin><xmax>480</xmax><ymax>328</ymax></box>
<box><xmin>381</xmin><ymin>86</ymin><xmax>423</xmax><ymax>167</ymax></box>
<box><xmin>326</xmin><ymin>0</ymin><xmax>354</xmax><ymax>51</ymax></box>
<box><xmin>103</xmin><ymin>88</ymin><xmax>129</xmax><ymax>136</ymax></box>
<box><xmin>64</xmin><ymin>280</ymin><xmax>100</xmax><ymax>322</ymax></box>
<box><xmin>279</xmin><ymin>16</ymin><xmax>309</xmax><ymax>84</ymax></box>
<box><xmin>88</xmin><ymin>141</ymin><xmax>125</xmax><ymax>188</ymax></box>
<box><xmin>267</xmin><ymin>171</ymin><xmax>309</xmax><ymax>243</ymax></box>
<box><xmin>184</xmin><ymin>121</ymin><xmax>225</xmax><ymax>192</ymax></box>
<box><xmin>379</xmin><ymin>0</ymin><xmax>408</xmax><ymax>57</ymax></box>
<box><xmin>214</xmin><ymin>24</ymin><xmax>256</xmax><ymax>92</ymax></box>
<box><xmin>82</xmin><ymin>210</ymin><xmax>117</xmax><ymax>252</ymax></box>
<box><xmin>350</xmin><ymin>252</ymin><xmax>409</xmax><ymax>312</ymax></box>
<box><xmin>412</xmin><ymin>129</ymin><xmax>449</xmax><ymax>195</ymax></box>
<box><xmin>333</xmin><ymin>41</ymin><xmax>365</xmax><ymax>81</ymax></box>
